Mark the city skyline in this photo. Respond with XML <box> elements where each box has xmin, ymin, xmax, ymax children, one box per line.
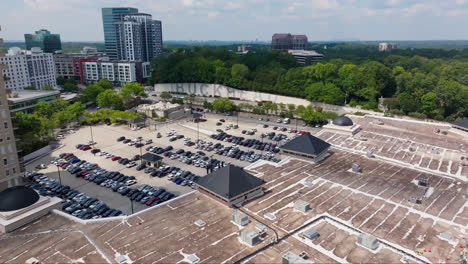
<box><xmin>1</xmin><ymin>0</ymin><xmax>468</xmax><ymax>42</ymax></box>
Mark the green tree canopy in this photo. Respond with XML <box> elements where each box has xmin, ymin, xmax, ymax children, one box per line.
<box><xmin>212</xmin><ymin>97</ymin><xmax>234</xmax><ymax>113</ymax></box>
<box><xmin>97</xmin><ymin>89</ymin><xmax>124</xmax><ymax>110</ymax></box>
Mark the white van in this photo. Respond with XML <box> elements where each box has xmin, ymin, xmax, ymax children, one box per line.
<box><xmin>283</xmin><ymin>118</ymin><xmax>290</xmax><ymax>124</ymax></box>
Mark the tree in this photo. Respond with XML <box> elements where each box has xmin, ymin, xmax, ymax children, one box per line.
<box><xmin>56</xmin><ymin>76</ymin><xmax>67</xmax><ymax>86</ymax></box>
<box><xmin>97</xmin><ymin>79</ymin><xmax>113</xmax><ymax>90</ymax></box>
<box><xmin>63</xmin><ymin>82</ymin><xmax>78</xmax><ymax>93</ymax></box>
<box><xmin>338</xmin><ymin>64</ymin><xmax>359</xmax><ymax>104</ymax></box>
<box><xmin>212</xmin><ymin>97</ymin><xmax>234</xmax><ymax>113</ymax></box>
<box><xmin>24</xmin><ymin>86</ymin><xmax>36</xmax><ymax>90</ymax></box>
<box><xmin>420</xmin><ymin>92</ymin><xmax>439</xmax><ymax>117</ymax></box>
<box><xmin>203</xmin><ymin>100</ymin><xmax>213</xmax><ymax>110</ymax></box>
<box><xmin>42</xmin><ymin>85</ymin><xmax>55</xmax><ymax>91</ymax></box>
<box><xmin>82</xmin><ymin>84</ymin><xmax>104</xmax><ymax>102</ymax></box>
<box><xmin>160</xmin><ymin>91</ymin><xmax>172</xmax><ymax>102</ymax></box>
<box><xmin>231</xmin><ymin>64</ymin><xmax>249</xmax><ymax>79</ymax></box>
<box><xmin>119</xmin><ymin>82</ymin><xmax>145</xmax><ymax>105</ymax></box>
<box><xmin>97</xmin><ymin>90</ymin><xmax>124</xmax><ymax>110</ymax></box>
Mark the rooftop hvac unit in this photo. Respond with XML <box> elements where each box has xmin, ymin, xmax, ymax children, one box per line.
<box><xmin>302</xmin><ymin>228</ymin><xmax>319</xmax><ymax>240</ymax></box>
<box><xmin>294</xmin><ymin>200</ymin><xmax>310</xmax><ymax>213</ymax></box>
<box><xmin>240</xmin><ymin>228</ymin><xmax>260</xmax><ymax>246</ymax></box>
<box><xmin>358</xmin><ymin>233</ymin><xmax>379</xmax><ymax>250</ymax></box>
<box><xmin>418</xmin><ymin>178</ymin><xmax>429</xmax><ymax>187</ymax></box>
<box><xmin>232</xmin><ymin>210</ymin><xmax>249</xmax><ymax>226</ymax></box>
<box><xmin>282</xmin><ymin>251</ymin><xmax>312</xmax><ymax>264</ymax></box>
<box><xmin>351</xmin><ymin>163</ymin><xmax>361</xmax><ymax>173</ymax></box>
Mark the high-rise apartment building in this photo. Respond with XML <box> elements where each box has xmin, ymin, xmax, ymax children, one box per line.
<box><xmin>24</xmin><ymin>29</ymin><xmax>62</xmax><ymax>53</ymax></box>
<box><xmin>0</xmin><ymin>47</ymin><xmax>56</xmax><ymax>90</ymax></box>
<box><xmin>379</xmin><ymin>43</ymin><xmax>397</xmax><ymax>52</ymax></box>
<box><xmin>83</xmin><ymin>59</ymin><xmax>150</xmax><ymax>85</ymax></box>
<box><xmin>102</xmin><ymin>8</ymin><xmax>163</xmax><ymax>62</ymax></box>
<box><xmin>54</xmin><ymin>47</ymin><xmax>107</xmax><ymax>83</ymax></box>
<box><xmin>271</xmin><ymin>33</ymin><xmax>308</xmax><ymax>51</ymax></box>
<box><xmin>0</xmin><ymin>26</ymin><xmax>23</xmax><ymax>190</ymax></box>
<box><xmin>102</xmin><ymin>7</ymin><xmax>139</xmax><ymax>60</ymax></box>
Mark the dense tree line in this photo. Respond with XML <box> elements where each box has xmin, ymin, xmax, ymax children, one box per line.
<box><xmin>13</xmin><ymin>100</ymin><xmax>85</xmax><ymax>154</ymax></box>
<box><xmin>150</xmin><ymin>46</ymin><xmax>468</xmax><ymax>120</ymax></box>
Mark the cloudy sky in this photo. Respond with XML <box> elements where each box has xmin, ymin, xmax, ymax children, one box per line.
<box><xmin>1</xmin><ymin>0</ymin><xmax>468</xmax><ymax>42</ymax></box>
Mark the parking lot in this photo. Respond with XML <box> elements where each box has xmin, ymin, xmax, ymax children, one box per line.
<box><xmin>26</xmin><ymin>114</ymin><xmax>311</xmax><ymax>216</ymax></box>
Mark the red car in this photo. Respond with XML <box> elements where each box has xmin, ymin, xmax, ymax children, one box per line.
<box><xmin>291</xmin><ymin>130</ymin><xmax>297</xmax><ymax>133</ymax></box>
<box><xmin>146</xmin><ymin>197</ymin><xmax>159</xmax><ymax>206</ymax></box>
<box><xmin>300</xmin><ymin>131</ymin><xmax>306</xmax><ymax>135</ymax></box>
<box><xmin>111</xmin><ymin>156</ymin><xmax>121</xmax><ymax>161</ymax></box>
<box><xmin>59</xmin><ymin>162</ymin><xmax>70</xmax><ymax>168</ymax></box>
<box><xmin>81</xmin><ymin>146</ymin><xmax>91</xmax><ymax>151</ymax></box>
<box><xmin>80</xmin><ymin>171</ymin><xmax>91</xmax><ymax>178</ymax></box>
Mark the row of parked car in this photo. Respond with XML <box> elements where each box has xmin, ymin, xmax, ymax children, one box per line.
<box><xmin>211</xmin><ymin>132</ymin><xmax>283</xmax><ymax>152</ymax></box>
<box><xmin>63</xmin><ymin>153</ymin><xmax>178</xmax><ymax>206</ymax></box>
<box><xmin>24</xmin><ymin>172</ymin><xmax>122</xmax><ymax>219</ymax></box>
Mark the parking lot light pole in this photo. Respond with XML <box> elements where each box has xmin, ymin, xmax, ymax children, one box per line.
<box><xmin>131</xmin><ymin>199</ymin><xmax>134</xmax><ymax>214</ymax></box>
<box><xmin>197</xmin><ymin>120</ymin><xmax>200</xmax><ymax>141</ymax></box>
<box><xmin>56</xmin><ymin>165</ymin><xmax>62</xmax><ymax>185</ymax></box>
<box><xmin>89</xmin><ymin>125</ymin><xmax>94</xmax><ymax>143</ymax></box>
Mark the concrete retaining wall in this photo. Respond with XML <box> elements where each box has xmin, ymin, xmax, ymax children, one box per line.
<box><xmin>154</xmin><ymin>83</ymin><xmax>383</xmax><ymax>116</ymax></box>
<box><xmin>23</xmin><ymin>145</ymin><xmax>54</xmax><ymax>163</ymax></box>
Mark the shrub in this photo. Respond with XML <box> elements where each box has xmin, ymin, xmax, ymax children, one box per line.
<box><xmin>315</xmin><ymin>106</ymin><xmax>323</xmax><ymax>112</ymax></box>
<box><xmin>354</xmin><ymin>112</ymin><xmax>366</xmax><ymax>116</ymax></box>
<box><xmin>389</xmin><ymin>109</ymin><xmax>405</xmax><ymax>115</ymax></box>
<box><xmin>349</xmin><ymin>100</ymin><xmax>358</xmax><ymax>107</ymax></box>
<box><xmin>373</xmin><ymin>108</ymin><xmax>383</xmax><ymax>113</ymax></box>
<box><xmin>434</xmin><ymin>114</ymin><xmax>444</xmax><ymax>121</ymax></box>
<box><xmin>361</xmin><ymin>104</ymin><xmax>371</xmax><ymax>110</ymax></box>
<box><xmin>445</xmin><ymin>115</ymin><xmax>457</xmax><ymax>122</ymax></box>
<box><xmin>408</xmin><ymin>112</ymin><xmax>427</xmax><ymax>119</ymax></box>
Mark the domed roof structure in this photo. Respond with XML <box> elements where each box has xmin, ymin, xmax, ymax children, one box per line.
<box><xmin>0</xmin><ymin>186</ymin><xmax>39</xmax><ymax>212</ymax></box>
<box><xmin>332</xmin><ymin>116</ymin><xmax>353</xmax><ymax>126</ymax></box>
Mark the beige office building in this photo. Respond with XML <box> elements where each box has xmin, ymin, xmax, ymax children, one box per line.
<box><xmin>0</xmin><ymin>26</ymin><xmax>23</xmax><ymax>190</ymax></box>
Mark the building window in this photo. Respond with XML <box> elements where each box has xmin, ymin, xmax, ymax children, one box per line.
<box><xmin>3</xmin><ymin>158</ymin><xmax>7</xmax><ymax>165</ymax></box>
<box><xmin>4</xmin><ymin>122</ymin><xmax>7</xmax><ymax>129</ymax></box>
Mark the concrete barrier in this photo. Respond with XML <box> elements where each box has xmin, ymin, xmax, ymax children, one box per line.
<box><xmin>154</xmin><ymin>83</ymin><xmax>384</xmax><ymax>116</ymax></box>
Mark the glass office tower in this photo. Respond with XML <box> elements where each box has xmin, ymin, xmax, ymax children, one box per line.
<box><xmin>24</xmin><ymin>29</ymin><xmax>62</xmax><ymax>53</ymax></box>
<box><xmin>102</xmin><ymin>7</ymin><xmax>138</xmax><ymax>60</ymax></box>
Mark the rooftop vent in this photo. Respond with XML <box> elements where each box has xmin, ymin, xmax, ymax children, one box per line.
<box><xmin>194</xmin><ymin>219</ymin><xmax>206</xmax><ymax>227</ymax></box>
<box><xmin>352</xmin><ymin>163</ymin><xmax>361</xmax><ymax>173</ymax></box>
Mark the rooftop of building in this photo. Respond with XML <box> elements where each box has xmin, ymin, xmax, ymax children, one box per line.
<box><xmin>272</xmin><ymin>33</ymin><xmax>292</xmax><ymax>39</ymax></box>
<box><xmin>287</xmin><ymin>50</ymin><xmax>324</xmax><ymax>56</ymax></box>
<box><xmin>281</xmin><ymin>132</ymin><xmax>331</xmax><ymax>156</ymax></box>
<box><xmin>7</xmin><ymin>90</ymin><xmax>60</xmax><ymax>103</ymax></box>
<box><xmin>451</xmin><ymin>118</ymin><xmax>468</xmax><ymax>129</ymax></box>
<box><xmin>292</xmin><ymin>34</ymin><xmax>308</xmax><ymax>39</ymax></box>
<box><xmin>196</xmin><ymin>164</ymin><xmax>265</xmax><ymax>199</ymax></box>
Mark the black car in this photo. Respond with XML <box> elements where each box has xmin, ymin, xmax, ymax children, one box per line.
<box><xmin>175</xmin><ymin>149</ymin><xmax>184</xmax><ymax>155</ymax></box>
<box><xmin>136</xmin><ymin>164</ymin><xmax>146</xmax><ymax>171</ymax></box>
<box><xmin>117</xmin><ymin>136</ymin><xmax>125</xmax><ymax>142</ymax></box>
<box><xmin>91</xmin><ymin>149</ymin><xmax>100</xmax><ymax>154</ymax></box>
<box><xmin>123</xmin><ymin>139</ymin><xmax>131</xmax><ymax>144</ymax></box>
<box><xmin>135</xmin><ymin>143</ymin><xmax>144</xmax><ymax>148</ymax></box>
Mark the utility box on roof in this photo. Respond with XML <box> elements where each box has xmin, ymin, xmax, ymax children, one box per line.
<box><xmin>240</xmin><ymin>228</ymin><xmax>260</xmax><ymax>246</ymax></box>
<box><xmin>358</xmin><ymin>233</ymin><xmax>379</xmax><ymax>250</ymax></box>
<box><xmin>352</xmin><ymin>163</ymin><xmax>361</xmax><ymax>173</ymax></box>
<box><xmin>232</xmin><ymin>210</ymin><xmax>249</xmax><ymax>226</ymax></box>
<box><xmin>282</xmin><ymin>251</ymin><xmax>312</xmax><ymax>264</ymax></box>
<box><xmin>294</xmin><ymin>200</ymin><xmax>310</xmax><ymax>213</ymax></box>
<box><xmin>302</xmin><ymin>228</ymin><xmax>319</xmax><ymax>240</ymax></box>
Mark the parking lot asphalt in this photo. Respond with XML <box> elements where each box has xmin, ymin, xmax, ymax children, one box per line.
<box><xmin>26</xmin><ymin>114</ymin><xmax>312</xmax><ymax>215</ymax></box>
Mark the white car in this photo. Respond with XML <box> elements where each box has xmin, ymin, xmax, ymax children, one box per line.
<box><xmin>125</xmin><ymin>180</ymin><xmax>137</xmax><ymax>186</ymax></box>
<box><xmin>35</xmin><ymin>164</ymin><xmax>47</xmax><ymax>170</ymax></box>
<box><xmin>128</xmin><ymin>141</ymin><xmax>136</xmax><ymax>146</ymax></box>
<box><xmin>126</xmin><ymin>161</ymin><xmax>137</xmax><ymax>168</ymax></box>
